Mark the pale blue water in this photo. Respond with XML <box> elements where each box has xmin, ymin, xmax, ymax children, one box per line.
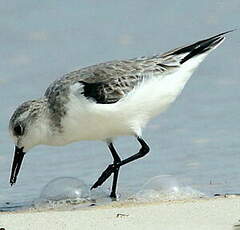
<box><xmin>0</xmin><ymin>0</ymin><xmax>239</xmax><ymax>211</ymax></box>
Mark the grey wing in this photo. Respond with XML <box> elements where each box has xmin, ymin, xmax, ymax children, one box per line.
<box><xmin>75</xmin><ymin>59</ymin><xmax>179</xmax><ymax>104</ymax></box>
<box><xmin>45</xmin><ymin>56</ymin><xmax>180</xmax><ymax>105</ymax></box>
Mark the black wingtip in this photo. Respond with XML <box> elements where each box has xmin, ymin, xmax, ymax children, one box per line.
<box><xmin>209</xmin><ymin>29</ymin><xmax>236</xmax><ymax>39</ymax></box>
<box><xmin>176</xmin><ymin>30</ymin><xmax>235</xmax><ymax>64</ymax></box>
<box><xmin>220</xmin><ymin>29</ymin><xmax>237</xmax><ymax>35</ymax></box>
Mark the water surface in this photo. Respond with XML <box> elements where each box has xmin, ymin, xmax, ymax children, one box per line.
<box><xmin>0</xmin><ymin>0</ymin><xmax>239</xmax><ymax>211</ymax></box>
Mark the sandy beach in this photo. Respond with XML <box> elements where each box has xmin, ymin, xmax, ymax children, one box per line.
<box><xmin>0</xmin><ymin>197</ymin><xmax>239</xmax><ymax>230</ymax></box>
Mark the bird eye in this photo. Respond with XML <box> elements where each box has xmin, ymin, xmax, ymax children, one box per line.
<box><xmin>13</xmin><ymin>124</ymin><xmax>24</xmax><ymax>136</ymax></box>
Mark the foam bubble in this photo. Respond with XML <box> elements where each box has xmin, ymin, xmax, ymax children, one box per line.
<box><xmin>134</xmin><ymin>175</ymin><xmax>205</xmax><ymax>202</ymax></box>
<box><xmin>39</xmin><ymin>177</ymin><xmax>89</xmax><ymax>205</ymax></box>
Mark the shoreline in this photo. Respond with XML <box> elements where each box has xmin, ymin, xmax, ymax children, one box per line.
<box><xmin>0</xmin><ymin>196</ymin><xmax>240</xmax><ymax>230</ymax></box>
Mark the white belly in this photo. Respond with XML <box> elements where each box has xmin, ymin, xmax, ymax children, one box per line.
<box><xmin>61</xmin><ymin>54</ymin><xmax>207</xmax><ymax>143</ymax></box>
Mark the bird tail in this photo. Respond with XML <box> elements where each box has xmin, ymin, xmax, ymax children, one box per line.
<box><xmin>161</xmin><ymin>30</ymin><xmax>234</xmax><ymax>65</ymax></box>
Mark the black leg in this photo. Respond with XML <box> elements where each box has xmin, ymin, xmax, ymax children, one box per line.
<box><xmin>91</xmin><ymin>137</ymin><xmax>150</xmax><ymax>193</ymax></box>
<box><xmin>108</xmin><ymin>143</ymin><xmax>121</xmax><ymax>199</ymax></box>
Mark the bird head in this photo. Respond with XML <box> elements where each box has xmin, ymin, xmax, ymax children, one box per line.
<box><xmin>9</xmin><ymin>99</ymin><xmax>48</xmax><ymax>186</ymax></box>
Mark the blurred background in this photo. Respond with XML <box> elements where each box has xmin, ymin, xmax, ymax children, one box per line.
<box><xmin>0</xmin><ymin>0</ymin><xmax>239</xmax><ymax>207</ymax></box>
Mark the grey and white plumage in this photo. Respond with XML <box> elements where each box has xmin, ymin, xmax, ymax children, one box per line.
<box><xmin>9</xmin><ymin>31</ymin><xmax>232</xmax><ymax>197</ymax></box>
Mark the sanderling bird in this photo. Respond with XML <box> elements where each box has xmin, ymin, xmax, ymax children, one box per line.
<box><xmin>9</xmin><ymin>31</ymin><xmax>232</xmax><ymax>198</ymax></box>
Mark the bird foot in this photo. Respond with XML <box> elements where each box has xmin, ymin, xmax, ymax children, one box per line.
<box><xmin>110</xmin><ymin>191</ymin><xmax>119</xmax><ymax>201</ymax></box>
<box><xmin>91</xmin><ymin>164</ymin><xmax>119</xmax><ymax>190</ymax></box>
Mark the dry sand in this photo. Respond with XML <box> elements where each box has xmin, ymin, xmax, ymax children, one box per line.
<box><xmin>0</xmin><ymin>197</ymin><xmax>240</xmax><ymax>230</ymax></box>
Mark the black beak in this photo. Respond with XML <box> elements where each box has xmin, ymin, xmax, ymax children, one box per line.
<box><xmin>10</xmin><ymin>146</ymin><xmax>26</xmax><ymax>186</ymax></box>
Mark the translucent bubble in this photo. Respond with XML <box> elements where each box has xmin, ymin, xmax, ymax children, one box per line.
<box><xmin>39</xmin><ymin>177</ymin><xmax>89</xmax><ymax>203</ymax></box>
<box><xmin>142</xmin><ymin>175</ymin><xmax>180</xmax><ymax>193</ymax></box>
<box><xmin>134</xmin><ymin>175</ymin><xmax>205</xmax><ymax>201</ymax></box>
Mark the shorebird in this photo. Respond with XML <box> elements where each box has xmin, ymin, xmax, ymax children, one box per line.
<box><xmin>9</xmin><ymin>31</ymin><xmax>231</xmax><ymax>198</ymax></box>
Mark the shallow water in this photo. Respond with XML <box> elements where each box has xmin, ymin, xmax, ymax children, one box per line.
<box><xmin>0</xmin><ymin>0</ymin><xmax>239</xmax><ymax>211</ymax></box>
